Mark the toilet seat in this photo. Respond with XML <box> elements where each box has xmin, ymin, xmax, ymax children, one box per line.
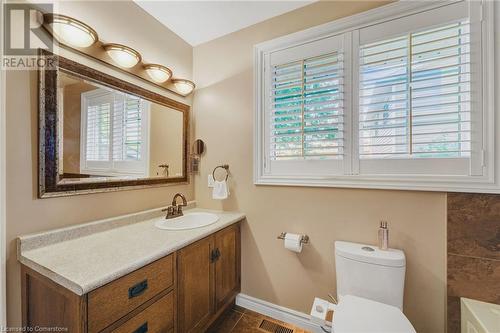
<box><xmin>333</xmin><ymin>295</ymin><xmax>416</xmax><ymax>333</ymax></box>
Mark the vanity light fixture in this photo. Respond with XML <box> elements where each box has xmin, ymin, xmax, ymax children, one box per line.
<box><xmin>144</xmin><ymin>64</ymin><xmax>172</xmax><ymax>83</ymax></box>
<box><xmin>172</xmin><ymin>79</ymin><xmax>195</xmax><ymax>96</ymax></box>
<box><xmin>43</xmin><ymin>14</ymin><xmax>98</xmax><ymax>48</ymax></box>
<box><xmin>42</xmin><ymin>12</ymin><xmax>196</xmax><ymax>96</ymax></box>
<box><xmin>103</xmin><ymin>43</ymin><xmax>142</xmax><ymax>68</ymax></box>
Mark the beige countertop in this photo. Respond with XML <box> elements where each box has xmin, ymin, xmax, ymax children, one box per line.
<box><xmin>17</xmin><ymin>206</ymin><xmax>245</xmax><ymax>295</ymax></box>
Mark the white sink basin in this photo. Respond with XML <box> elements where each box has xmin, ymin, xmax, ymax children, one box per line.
<box><xmin>154</xmin><ymin>212</ymin><xmax>219</xmax><ymax>230</ymax></box>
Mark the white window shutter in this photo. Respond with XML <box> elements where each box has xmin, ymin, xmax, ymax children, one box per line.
<box><xmin>359</xmin><ymin>21</ymin><xmax>472</xmax><ymax>160</ymax></box>
<box><xmin>355</xmin><ymin>7</ymin><xmax>474</xmax><ymax>176</ymax></box>
<box><xmin>264</xmin><ymin>33</ymin><xmax>351</xmax><ymax>177</ymax></box>
<box><xmin>271</xmin><ymin>52</ymin><xmax>344</xmax><ymax>159</ymax></box>
<box><xmin>82</xmin><ymin>92</ymin><xmax>112</xmax><ymax>171</ymax></box>
<box><xmin>80</xmin><ymin>89</ymin><xmax>149</xmax><ymax>177</ymax></box>
<box><xmin>410</xmin><ymin>22</ymin><xmax>471</xmax><ymax>158</ymax></box>
<box><xmin>359</xmin><ymin>35</ymin><xmax>409</xmax><ymax>158</ymax></box>
<box><xmin>112</xmin><ymin>95</ymin><xmax>143</xmax><ymax>162</ymax></box>
<box><xmin>255</xmin><ymin>0</ymin><xmax>490</xmax><ymax>189</ymax></box>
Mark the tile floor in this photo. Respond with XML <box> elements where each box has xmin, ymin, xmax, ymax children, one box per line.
<box><xmin>207</xmin><ymin>305</ymin><xmax>311</xmax><ymax>333</ymax></box>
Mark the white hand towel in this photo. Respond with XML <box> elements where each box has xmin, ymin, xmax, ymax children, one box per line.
<box><xmin>212</xmin><ymin>180</ymin><xmax>229</xmax><ymax>200</ymax></box>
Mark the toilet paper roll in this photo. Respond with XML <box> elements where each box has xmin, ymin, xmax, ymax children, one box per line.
<box><xmin>284</xmin><ymin>233</ymin><xmax>303</xmax><ymax>253</ymax></box>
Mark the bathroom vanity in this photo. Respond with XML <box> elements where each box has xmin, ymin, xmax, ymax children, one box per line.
<box><xmin>17</xmin><ymin>206</ymin><xmax>244</xmax><ymax>333</ymax></box>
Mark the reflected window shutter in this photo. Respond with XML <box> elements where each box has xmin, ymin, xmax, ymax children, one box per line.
<box><xmin>359</xmin><ymin>20</ymin><xmax>471</xmax><ymax>159</ymax></box>
<box><xmin>112</xmin><ymin>96</ymin><xmax>124</xmax><ymax>161</ymax></box>
<box><xmin>86</xmin><ymin>102</ymin><xmax>111</xmax><ymax>161</ymax></box>
<box><xmin>113</xmin><ymin>95</ymin><xmax>143</xmax><ymax>161</ymax></box>
<box><xmin>271</xmin><ymin>51</ymin><xmax>344</xmax><ymax>160</ymax></box>
<box><xmin>124</xmin><ymin>97</ymin><xmax>143</xmax><ymax>161</ymax></box>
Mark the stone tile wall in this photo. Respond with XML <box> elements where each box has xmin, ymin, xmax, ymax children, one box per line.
<box><xmin>447</xmin><ymin>193</ymin><xmax>500</xmax><ymax>332</ymax></box>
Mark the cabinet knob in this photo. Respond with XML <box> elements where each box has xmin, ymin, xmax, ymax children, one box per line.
<box><xmin>210</xmin><ymin>248</ymin><xmax>221</xmax><ymax>262</ymax></box>
<box><xmin>216</xmin><ymin>248</ymin><xmax>221</xmax><ymax>259</ymax></box>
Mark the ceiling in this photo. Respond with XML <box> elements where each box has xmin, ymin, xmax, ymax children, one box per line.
<box><xmin>134</xmin><ymin>1</ymin><xmax>315</xmax><ymax>46</ymax></box>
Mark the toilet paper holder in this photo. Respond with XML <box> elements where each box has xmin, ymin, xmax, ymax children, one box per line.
<box><xmin>277</xmin><ymin>232</ymin><xmax>309</xmax><ymax>244</ymax></box>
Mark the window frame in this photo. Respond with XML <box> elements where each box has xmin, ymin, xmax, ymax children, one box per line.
<box><xmin>254</xmin><ymin>0</ymin><xmax>496</xmax><ymax>193</ymax></box>
<box><xmin>80</xmin><ymin>89</ymin><xmax>151</xmax><ymax>177</ymax></box>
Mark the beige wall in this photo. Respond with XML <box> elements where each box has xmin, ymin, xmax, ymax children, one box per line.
<box><xmin>192</xmin><ymin>2</ymin><xmax>447</xmax><ymax>332</ymax></box>
<box><xmin>149</xmin><ymin>104</ymin><xmax>184</xmax><ymax>177</ymax></box>
<box><xmin>5</xmin><ymin>0</ymin><xmax>193</xmax><ymax>326</ymax></box>
<box><xmin>62</xmin><ymin>82</ymin><xmax>96</xmax><ymax>174</ymax></box>
<box><xmin>6</xmin><ymin>1</ymin><xmax>450</xmax><ymax>331</ymax></box>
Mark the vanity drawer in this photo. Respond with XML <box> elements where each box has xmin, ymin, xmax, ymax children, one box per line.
<box><xmin>88</xmin><ymin>255</ymin><xmax>174</xmax><ymax>333</ymax></box>
<box><xmin>110</xmin><ymin>292</ymin><xmax>174</xmax><ymax>333</ymax></box>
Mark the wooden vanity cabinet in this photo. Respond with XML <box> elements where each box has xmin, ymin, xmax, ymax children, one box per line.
<box><xmin>87</xmin><ymin>255</ymin><xmax>175</xmax><ymax>333</ymax></box>
<box><xmin>21</xmin><ymin>255</ymin><xmax>176</xmax><ymax>333</ymax></box>
<box><xmin>177</xmin><ymin>236</ymin><xmax>215</xmax><ymax>333</ymax></box>
<box><xmin>177</xmin><ymin>223</ymin><xmax>241</xmax><ymax>333</ymax></box>
<box><xmin>21</xmin><ymin>222</ymin><xmax>241</xmax><ymax>333</ymax></box>
<box><xmin>214</xmin><ymin>224</ymin><xmax>241</xmax><ymax>310</ymax></box>
<box><xmin>21</xmin><ymin>266</ymin><xmax>87</xmax><ymax>333</ymax></box>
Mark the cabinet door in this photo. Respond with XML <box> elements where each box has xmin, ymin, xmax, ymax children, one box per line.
<box><xmin>177</xmin><ymin>236</ymin><xmax>215</xmax><ymax>333</ymax></box>
<box><xmin>215</xmin><ymin>223</ymin><xmax>241</xmax><ymax>310</ymax></box>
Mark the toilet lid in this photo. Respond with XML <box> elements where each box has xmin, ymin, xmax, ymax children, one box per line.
<box><xmin>333</xmin><ymin>295</ymin><xmax>416</xmax><ymax>333</ymax></box>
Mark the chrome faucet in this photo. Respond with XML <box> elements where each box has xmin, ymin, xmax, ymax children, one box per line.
<box><xmin>163</xmin><ymin>193</ymin><xmax>187</xmax><ymax>219</ymax></box>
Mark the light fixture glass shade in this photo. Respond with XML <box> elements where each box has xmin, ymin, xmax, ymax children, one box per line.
<box><xmin>144</xmin><ymin>64</ymin><xmax>172</xmax><ymax>83</ymax></box>
<box><xmin>172</xmin><ymin>79</ymin><xmax>195</xmax><ymax>95</ymax></box>
<box><xmin>103</xmin><ymin>44</ymin><xmax>141</xmax><ymax>68</ymax></box>
<box><xmin>44</xmin><ymin>14</ymin><xmax>98</xmax><ymax>48</ymax></box>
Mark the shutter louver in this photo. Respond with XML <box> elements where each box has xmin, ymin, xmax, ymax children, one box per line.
<box><xmin>271</xmin><ymin>52</ymin><xmax>344</xmax><ymax>160</ymax></box>
<box><xmin>359</xmin><ymin>20</ymin><xmax>471</xmax><ymax>159</ymax></box>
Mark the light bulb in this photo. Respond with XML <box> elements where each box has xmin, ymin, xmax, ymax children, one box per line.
<box><xmin>172</xmin><ymin>79</ymin><xmax>195</xmax><ymax>95</ymax></box>
<box><xmin>45</xmin><ymin>14</ymin><xmax>97</xmax><ymax>48</ymax></box>
<box><xmin>144</xmin><ymin>64</ymin><xmax>172</xmax><ymax>83</ymax></box>
<box><xmin>103</xmin><ymin>44</ymin><xmax>141</xmax><ymax>68</ymax></box>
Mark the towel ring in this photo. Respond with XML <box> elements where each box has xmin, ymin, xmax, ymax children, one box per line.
<box><xmin>212</xmin><ymin>164</ymin><xmax>229</xmax><ymax>181</ymax></box>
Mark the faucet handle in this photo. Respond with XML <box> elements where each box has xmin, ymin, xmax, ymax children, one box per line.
<box><xmin>162</xmin><ymin>206</ymin><xmax>175</xmax><ymax>217</ymax></box>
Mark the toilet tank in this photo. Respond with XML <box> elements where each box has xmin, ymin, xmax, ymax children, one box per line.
<box><xmin>335</xmin><ymin>241</ymin><xmax>406</xmax><ymax>310</ymax></box>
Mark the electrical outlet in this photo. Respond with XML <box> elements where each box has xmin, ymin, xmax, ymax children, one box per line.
<box><xmin>208</xmin><ymin>174</ymin><xmax>215</xmax><ymax>188</ymax></box>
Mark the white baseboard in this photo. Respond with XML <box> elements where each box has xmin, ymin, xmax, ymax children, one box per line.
<box><xmin>235</xmin><ymin>293</ymin><xmax>322</xmax><ymax>332</ymax></box>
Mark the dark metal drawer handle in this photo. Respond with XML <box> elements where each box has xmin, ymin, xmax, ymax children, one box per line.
<box><xmin>128</xmin><ymin>279</ymin><xmax>148</xmax><ymax>298</ymax></box>
<box><xmin>133</xmin><ymin>322</ymin><xmax>148</xmax><ymax>333</ymax></box>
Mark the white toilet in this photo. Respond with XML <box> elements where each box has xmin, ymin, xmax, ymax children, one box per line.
<box><xmin>329</xmin><ymin>241</ymin><xmax>416</xmax><ymax>333</ymax></box>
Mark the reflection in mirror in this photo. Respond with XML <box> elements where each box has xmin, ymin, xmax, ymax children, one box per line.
<box><xmin>193</xmin><ymin>139</ymin><xmax>205</xmax><ymax>156</ymax></box>
<box><xmin>57</xmin><ymin>71</ymin><xmax>183</xmax><ymax>184</ymax></box>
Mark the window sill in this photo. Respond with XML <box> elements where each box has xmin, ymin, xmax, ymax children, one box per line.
<box><xmin>254</xmin><ymin>174</ymin><xmax>499</xmax><ymax>194</ymax></box>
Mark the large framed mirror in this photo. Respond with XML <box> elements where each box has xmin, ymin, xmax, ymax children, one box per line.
<box><xmin>38</xmin><ymin>49</ymin><xmax>189</xmax><ymax>198</ymax></box>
